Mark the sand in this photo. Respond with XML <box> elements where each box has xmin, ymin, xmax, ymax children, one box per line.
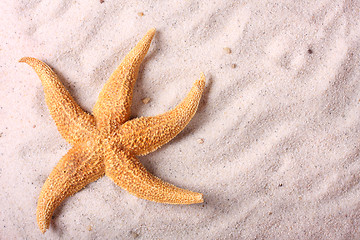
<box><xmin>1</xmin><ymin>0</ymin><xmax>360</xmax><ymax>239</ymax></box>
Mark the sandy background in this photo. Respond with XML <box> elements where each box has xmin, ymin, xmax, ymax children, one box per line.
<box><xmin>1</xmin><ymin>0</ymin><xmax>360</xmax><ymax>239</ymax></box>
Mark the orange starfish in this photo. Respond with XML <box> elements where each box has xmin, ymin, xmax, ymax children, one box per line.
<box><xmin>20</xmin><ymin>28</ymin><xmax>205</xmax><ymax>233</ymax></box>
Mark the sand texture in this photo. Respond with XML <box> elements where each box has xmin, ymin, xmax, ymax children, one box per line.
<box><xmin>1</xmin><ymin>0</ymin><xmax>360</xmax><ymax>239</ymax></box>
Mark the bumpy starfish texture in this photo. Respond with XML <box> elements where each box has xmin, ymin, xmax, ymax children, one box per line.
<box><xmin>20</xmin><ymin>28</ymin><xmax>205</xmax><ymax>233</ymax></box>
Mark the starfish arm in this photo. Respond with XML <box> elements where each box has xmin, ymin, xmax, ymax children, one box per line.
<box><xmin>19</xmin><ymin>57</ymin><xmax>97</xmax><ymax>145</ymax></box>
<box><xmin>115</xmin><ymin>73</ymin><xmax>205</xmax><ymax>156</ymax></box>
<box><xmin>93</xmin><ymin>28</ymin><xmax>156</xmax><ymax>133</ymax></box>
<box><xmin>104</xmin><ymin>145</ymin><xmax>203</xmax><ymax>204</ymax></box>
<box><xmin>36</xmin><ymin>142</ymin><xmax>105</xmax><ymax>233</ymax></box>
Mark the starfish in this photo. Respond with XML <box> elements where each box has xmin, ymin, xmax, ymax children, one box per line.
<box><xmin>20</xmin><ymin>28</ymin><xmax>205</xmax><ymax>233</ymax></box>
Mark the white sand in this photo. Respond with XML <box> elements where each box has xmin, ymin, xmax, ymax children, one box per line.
<box><xmin>1</xmin><ymin>0</ymin><xmax>360</xmax><ymax>239</ymax></box>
